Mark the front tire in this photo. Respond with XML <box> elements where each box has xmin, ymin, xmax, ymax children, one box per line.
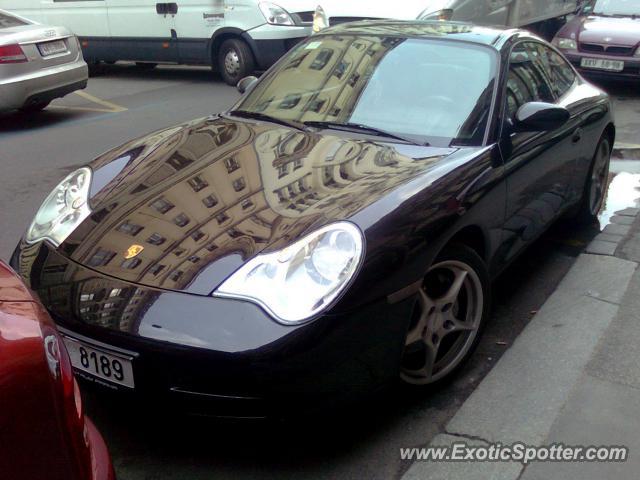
<box><xmin>400</xmin><ymin>244</ymin><xmax>490</xmax><ymax>386</ymax></box>
<box><xmin>218</xmin><ymin>38</ymin><xmax>255</xmax><ymax>86</ymax></box>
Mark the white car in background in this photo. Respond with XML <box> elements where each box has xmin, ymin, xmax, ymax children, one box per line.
<box><xmin>0</xmin><ymin>9</ymin><xmax>87</xmax><ymax>113</ymax></box>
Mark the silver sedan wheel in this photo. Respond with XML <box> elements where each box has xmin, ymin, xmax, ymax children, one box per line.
<box><xmin>401</xmin><ymin>260</ymin><xmax>484</xmax><ymax>385</ymax></box>
<box><xmin>224</xmin><ymin>49</ymin><xmax>241</xmax><ymax>77</ymax></box>
<box><xmin>589</xmin><ymin>138</ymin><xmax>611</xmax><ymax>216</ymax></box>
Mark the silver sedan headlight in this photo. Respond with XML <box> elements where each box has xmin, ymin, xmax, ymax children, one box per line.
<box><xmin>26</xmin><ymin>168</ymin><xmax>92</xmax><ymax>247</ymax></box>
<box><xmin>214</xmin><ymin>222</ymin><xmax>364</xmax><ymax>324</ymax></box>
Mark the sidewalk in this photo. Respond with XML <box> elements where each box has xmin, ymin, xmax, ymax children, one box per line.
<box><xmin>402</xmin><ymin>207</ymin><xmax>640</xmax><ymax>479</ymax></box>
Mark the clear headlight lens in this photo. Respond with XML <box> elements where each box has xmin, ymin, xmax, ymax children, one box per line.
<box><xmin>418</xmin><ymin>8</ymin><xmax>454</xmax><ymax>21</ymax></box>
<box><xmin>26</xmin><ymin>168</ymin><xmax>92</xmax><ymax>247</ymax></box>
<box><xmin>214</xmin><ymin>222</ymin><xmax>364</xmax><ymax>324</ymax></box>
<box><xmin>259</xmin><ymin>2</ymin><xmax>295</xmax><ymax>25</ymax></box>
<box><xmin>553</xmin><ymin>37</ymin><xmax>578</xmax><ymax>50</ymax></box>
<box><xmin>313</xmin><ymin>5</ymin><xmax>329</xmax><ymax>33</ymax></box>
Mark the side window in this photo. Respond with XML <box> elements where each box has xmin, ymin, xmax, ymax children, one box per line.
<box><xmin>506</xmin><ymin>43</ymin><xmax>555</xmax><ymax>121</ymax></box>
<box><xmin>536</xmin><ymin>44</ymin><xmax>577</xmax><ymax>98</ymax></box>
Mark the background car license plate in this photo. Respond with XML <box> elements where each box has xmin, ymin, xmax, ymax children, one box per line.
<box><xmin>63</xmin><ymin>337</ymin><xmax>135</xmax><ymax>388</ymax></box>
<box><xmin>580</xmin><ymin>57</ymin><xmax>624</xmax><ymax>72</ymax></box>
<box><xmin>38</xmin><ymin>39</ymin><xmax>67</xmax><ymax>57</ymax></box>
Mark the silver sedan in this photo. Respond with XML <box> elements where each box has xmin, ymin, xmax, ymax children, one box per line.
<box><xmin>0</xmin><ymin>9</ymin><xmax>88</xmax><ymax>113</ymax></box>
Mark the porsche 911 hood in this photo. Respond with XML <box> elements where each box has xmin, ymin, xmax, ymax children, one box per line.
<box><xmin>61</xmin><ymin>116</ymin><xmax>455</xmax><ymax>295</ymax></box>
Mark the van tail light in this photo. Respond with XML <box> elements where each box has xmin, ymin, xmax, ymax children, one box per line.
<box><xmin>44</xmin><ymin>330</ymin><xmax>92</xmax><ymax>479</ymax></box>
<box><xmin>0</xmin><ymin>44</ymin><xmax>28</xmax><ymax>64</ymax></box>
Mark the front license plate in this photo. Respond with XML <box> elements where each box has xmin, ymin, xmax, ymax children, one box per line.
<box><xmin>63</xmin><ymin>337</ymin><xmax>135</xmax><ymax>388</ymax></box>
<box><xmin>38</xmin><ymin>39</ymin><xmax>68</xmax><ymax>57</ymax></box>
<box><xmin>580</xmin><ymin>57</ymin><xmax>624</xmax><ymax>72</ymax></box>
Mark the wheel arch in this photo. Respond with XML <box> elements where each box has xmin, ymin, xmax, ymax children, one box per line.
<box><xmin>209</xmin><ymin>28</ymin><xmax>257</xmax><ymax>71</ymax></box>
<box><xmin>439</xmin><ymin>225</ymin><xmax>489</xmax><ymax>263</ymax></box>
<box><xmin>603</xmin><ymin>122</ymin><xmax>616</xmax><ymax>149</ymax></box>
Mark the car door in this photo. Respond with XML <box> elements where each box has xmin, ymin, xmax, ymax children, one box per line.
<box><xmin>106</xmin><ymin>0</ymin><xmax>179</xmax><ymax>63</ymax></box>
<box><xmin>498</xmin><ymin>41</ymin><xmax>580</xmax><ymax>265</ymax></box>
<box><xmin>172</xmin><ymin>0</ymin><xmax>225</xmax><ymax>64</ymax></box>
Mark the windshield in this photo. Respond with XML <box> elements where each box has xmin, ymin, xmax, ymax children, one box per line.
<box><xmin>589</xmin><ymin>0</ymin><xmax>640</xmax><ymax>16</ymax></box>
<box><xmin>235</xmin><ymin>35</ymin><xmax>498</xmax><ymax>147</ymax></box>
<box><xmin>0</xmin><ymin>12</ymin><xmax>28</xmax><ymax>29</ymax></box>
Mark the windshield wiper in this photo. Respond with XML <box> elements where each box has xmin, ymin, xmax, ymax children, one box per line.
<box><xmin>303</xmin><ymin>120</ymin><xmax>430</xmax><ymax>146</ymax></box>
<box><xmin>226</xmin><ymin>110</ymin><xmax>307</xmax><ymax>132</ymax></box>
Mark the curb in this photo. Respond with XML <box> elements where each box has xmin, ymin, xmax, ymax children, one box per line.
<box><xmin>613</xmin><ymin>144</ymin><xmax>640</xmax><ymax>160</ymax></box>
<box><xmin>402</xmin><ymin>209</ymin><xmax>640</xmax><ymax>480</ymax></box>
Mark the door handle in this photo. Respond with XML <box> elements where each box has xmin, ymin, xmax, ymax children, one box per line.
<box><xmin>572</xmin><ymin>128</ymin><xmax>583</xmax><ymax>144</ymax></box>
<box><xmin>156</xmin><ymin>3</ymin><xmax>178</xmax><ymax>15</ymax></box>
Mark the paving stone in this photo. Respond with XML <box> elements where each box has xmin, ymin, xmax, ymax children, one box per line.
<box><xmin>611</xmin><ymin>215</ymin><xmax>635</xmax><ymax>226</ymax></box>
<box><xmin>403</xmin><ymin>434</ymin><xmax>522</xmax><ymax>480</ymax></box>
<box><xmin>595</xmin><ymin>233</ymin><xmax>624</xmax><ymax>244</ymax></box>
<box><xmin>604</xmin><ymin>223</ymin><xmax>631</xmax><ymax>236</ymax></box>
<box><xmin>614</xmin><ymin>207</ymin><xmax>640</xmax><ymax>217</ymax></box>
<box><xmin>585</xmin><ymin>240</ymin><xmax>617</xmax><ymax>256</ymax></box>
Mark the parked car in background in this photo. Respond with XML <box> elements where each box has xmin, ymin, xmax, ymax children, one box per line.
<box><xmin>12</xmin><ymin>21</ymin><xmax>614</xmax><ymax>417</ymax></box>
<box><xmin>415</xmin><ymin>0</ymin><xmax>578</xmax><ymax>38</ymax></box>
<box><xmin>0</xmin><ymin>261</ymin><xmax>114</xmax><ymax>480</ymax></box>
<box><xmin>311</xmin><ymin>0</ymin><xmax>429</xmax><ymax>31</ymax></box>
<box><xmin>0</xmin><ymin>9</ymin><xmax>87</xmax><ymax>113</ymax></box>
<box><xmin>0</xmin><ymin>0</ymin><xmax>316</xmax><ymax>86</ymax></box>
<box><xmin>553</xmin><ymin>0</ymin><xmax>640</xmax><ymax>79</ymax></box>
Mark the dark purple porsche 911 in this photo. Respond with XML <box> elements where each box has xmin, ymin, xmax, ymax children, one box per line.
<box><xmin>553</xmin><ymin>0</ymin><xmax>640</xmax><ymax>79</ymax></box>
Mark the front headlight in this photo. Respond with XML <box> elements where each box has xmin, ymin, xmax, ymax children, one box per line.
<box><xmin>313</xmin><ymin>5</ymin><xmax>329</xmax><ymax>33</ymax></box>
<box><xmin>259</xmin><ymin>2</ymin><xmax>295</xmax><ymax>25</ymax></box>
<box><xmin>26</xmin><ymin>167</ymin><xmax>92</xmax><ymax>247</ymax></box>
<box><xmin>214</xmin><ymin>222</ymin><xmax>364</xmax><ymax>324</ymax></box>
<box><xmin>553</xmin><ymin>37</ymin><xmax>578</xmax><ymax>50</ymax></box>
<box><xmin>418</xmin><ymin>9</ymin><xmax>454</xmax><ymax>21</ymax></box>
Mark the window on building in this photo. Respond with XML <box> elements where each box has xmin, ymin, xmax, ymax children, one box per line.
<box><xmin>117</xmin><ymin>222</ymin><xmax>144</xmax><ymax>236</ymax></box>
<box><xmin>188</xmin><ymin>176</ymin><xmax>209</xmax><ymax>192</ymax></box>
<box><xmin>121</xmin><ymin>258</ymin><xmax>142</xmax><ymax>270</ymax></box>
<box><xmin>150</xmin><ymin>197</ymin><xmax>174</xmax><ymax>214</ymax></box>
<box><xmin>173</xmin><ymin>213</ymin><xmax>190</xmax><ymax>227</ymax></box>
<box><xmin>147</xmin><ymin>233</ymin><xmax>166</xmax><ymax>246</ymax></box>
<box><xmin>224</xmin><ymin>157</ymin><xmax>240</xmax><ymax>173</ymax></box>
<box><xmin>88</xmin><ymin>249</ymin><xmax>116</xmax><ymax>267</ymax></box>
<box><xmin>203</xmin><ymin>195</ymin><xmax>218</xmax><ymax>208</ymax></box>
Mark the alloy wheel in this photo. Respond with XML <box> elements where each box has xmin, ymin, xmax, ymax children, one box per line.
<box><xmin>589</xmin><ymin>138</ymin><xmax>611</xmax><ymax>216</ymax></box>
<box><xmin>401</xmin><ymin>259</ymin><xmax>484</xmax><ymax>385</ymax></box>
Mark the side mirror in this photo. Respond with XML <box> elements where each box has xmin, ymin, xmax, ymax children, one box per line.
<box><xmin>514</xmin><ymin>102</ymin><xmax>570</xmax><ymax>132</ymax></box>
<box><xmin>237</xmin><ymin>76</ymin><xmax>258</xmax><ymax>94</ymax></box>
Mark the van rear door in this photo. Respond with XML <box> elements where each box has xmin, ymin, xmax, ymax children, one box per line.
<box><xmin>106</xmin><ymin>0</ymin><xmax>178</xmax><ymax>63</ymax></box>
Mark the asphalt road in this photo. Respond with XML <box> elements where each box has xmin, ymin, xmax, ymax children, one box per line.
<box><xmin>1</xmin><ymin>64</ymin><xmax>639</xmax><ymax>480</ymax></box>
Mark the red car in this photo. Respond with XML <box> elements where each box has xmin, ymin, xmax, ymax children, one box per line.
<box><xmin>0</xmin><ymin>260</ymin><xmax>114</xmax><ymax>480</ymax></box>
<box><xmin>553</xmin><ymin>0</ymin><xmax>640</xmax><ymax>79</ymax></box>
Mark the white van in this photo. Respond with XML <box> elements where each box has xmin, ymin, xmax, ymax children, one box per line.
<box><xmin>0</xmin><ymin>1</ymin><xmax>316</xmax><ymax>85</ymax></box>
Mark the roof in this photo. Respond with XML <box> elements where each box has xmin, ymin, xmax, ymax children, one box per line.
<box><xmin>320</xmin><ymin>20</ymin><xmax>516</xmax><ymax>48</ymax></box>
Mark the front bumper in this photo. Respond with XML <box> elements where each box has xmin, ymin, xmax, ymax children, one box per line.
<box><xmin>0</xmin><ymin>59</ymin><xmax>88</xmax><ymax>111</ymax></box>
<box><xmin>562</xmin><ymin>51</ymin><xmax>640</xmax><ymax>79</ymax></box>
<box><xmin>12</xmin><ymin>240</ymin><xmax>413</xmax><ymax>418</ymax></box>
<box><xmin>244</xmin><ymin>24</ymin><xmax>311</xmax><ymax>69</ymax></box>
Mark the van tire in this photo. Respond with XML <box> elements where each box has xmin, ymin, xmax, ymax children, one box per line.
<box><xmin>218</xmin><ymin>38</ymin><xmax>255</xmax><ymax>86</ymax></box>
